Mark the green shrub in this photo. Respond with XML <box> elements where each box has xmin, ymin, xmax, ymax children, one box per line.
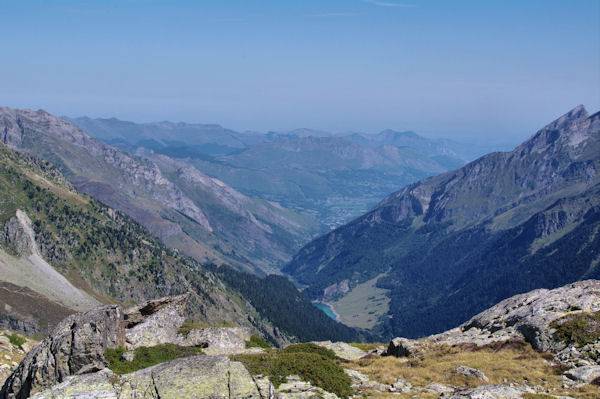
<box><xmin>232</xmin><ymin>348</ymin><xmax>352</xmax><ymax>398</ymax></box>
<box><xmin>106</xmin><ymin>344</ymin><xmax>204</xmax><ymax>374</ymax></box>
<box><xmin>551</xmin><ymin>311</ymin><xmax>600</xmax><ymax>347</ymax></box>
<box><xmin>6</xmin><ymin>333</ymin><xmax>26</xmax><ymax>347</ymax></box>
<box><xmin>281</xmin><ymin>343</ymin><xmax>338</xmax><ymax>360</ymax></box>
<box><xmin>245</xmin><ymin>335</ymin><xmax>270</xmax><ymax>349</ymax></box>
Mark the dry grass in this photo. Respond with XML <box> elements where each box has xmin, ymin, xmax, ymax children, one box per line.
<box><xmin>344</xmin><ymin>341</ymin><xmax>600</xmax><ymax>398</ymax></box>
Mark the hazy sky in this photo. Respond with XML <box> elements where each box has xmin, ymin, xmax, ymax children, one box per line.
<box><xmin>1</xmin><ymin>0</ymin><xmax>598</xmax><ymax>142</ymax></box>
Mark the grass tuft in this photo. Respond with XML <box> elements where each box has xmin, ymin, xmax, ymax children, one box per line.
<box><xmin>245</xmin><ymin>335</ymin><xmax>270</xmax><ymax>349</ymax></box>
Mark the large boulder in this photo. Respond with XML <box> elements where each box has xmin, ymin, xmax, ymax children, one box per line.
<box><xmin>1</xmin><ymin>305</ymin><xmax>125</xmax><ymax>399</ymax></box>
<box><xmin>123</xmin><ymin>294</ymin><xmax>188</xmax><ymax>349</ymax></box>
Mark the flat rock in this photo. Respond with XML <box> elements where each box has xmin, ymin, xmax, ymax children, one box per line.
<box><xmin>311</xmin><ymin>341</ymin><xmax>366</xmax><ymax>360</ymax></box>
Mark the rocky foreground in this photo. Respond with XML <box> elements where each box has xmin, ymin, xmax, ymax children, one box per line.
<box><xmin>2</xmin><ymin>281</ymin><xmax>600</xmax><ymax>398</ymax></box>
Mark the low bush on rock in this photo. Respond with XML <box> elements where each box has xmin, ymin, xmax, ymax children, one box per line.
<box><xmin>106</xmin><ymin>344</ymin><xmax>204</xmax><ymax>374</ymax></box>
<box><xmin>281</xmin><ymin>342</ymin><xmax>338</xmax><ymax>359</ymax></box>
<box><xmin>245</xmin><ymin>335</ymin><xmax>270</xmax><ymax>349</ymax></box>
<box><xmin>551</xmin><ymin>311</ymin><xmax>600</xmax><ymax>347</ymax></box>
<box><xmin>6</xmin><ymin>333</ymin><xmax>26</xmax><ymax>347</ymax></box>
<box><xmin>232</xmin><ymin>345</ymin><xmax>352</xmax><ymax>398</ymax></box>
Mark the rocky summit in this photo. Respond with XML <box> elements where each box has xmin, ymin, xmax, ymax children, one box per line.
<box><xmin>3</xmin><ymin>280</ymin><xmax>600</xmax><ymax>398</ymax></box>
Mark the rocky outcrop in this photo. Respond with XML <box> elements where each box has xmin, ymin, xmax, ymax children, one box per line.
<box><xmin>124</xmin><ymin>294</ymin><xmax>188</xmax><ymax>349</ymax></box>
<box><xmin>0</xmin><ymin>294</ymin><xmax>283</xmax><ymax>398</ymax></box>
<box><xmin>1</xmin><ymin>305</ymin><xmax>125</xmax><ymax>399</ymax></box>
<box><xmin>385</xmin><ymin>337</ymin><xmax>420</xmax><ymax>358</ymax></box>
<box><xmin>0</xmin><ymin>217</ymin><xmax>30</xmax><ymax>257</ymax></box>
<box><xmin>429</xmin><ymin>280</ymin><xmax>600</xmax><ymax>352</ymax></box>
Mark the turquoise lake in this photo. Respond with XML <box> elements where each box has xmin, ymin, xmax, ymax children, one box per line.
<box><xmin>312</xmin><ymin>302</ymin><xmax>337</xmax><ymax>321</ymax></box>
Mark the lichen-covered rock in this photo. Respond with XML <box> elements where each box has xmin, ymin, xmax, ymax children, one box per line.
<box><xmin>430</xmin><ymin>280</ymin><xmax>600</xmax><ymax>352</ymax></box>
<box><xmin>176</xmin><ymin>326</ymin><xmax>251</xmax><ymax>355</ymax></box>
<box><xmin>455</xmin><ymin>365</ymin><xmax>489</xmax><ymax>382</ymax></box>
<box><xmin>385</xmin><ymin>337</ymin><xmax>419</xmax><ymax>357</ymax></box>
<box><xmin>30</xmin><ymin>355</ymin><xmax>261</xmax><ymax>399</ymax></box>
<box><xmin>1</xmin><ymin>305</ymin><xmax>124</xmax><ymax>399</ymax></box>
<box><xmin>311</xmin><ymin>341</ymin><xmax>366</xmax><ymax>360</ymax></box>
<box><xmin>124</xmin><ymin>294</ymin><xmax>188</xmax><ymax>349</ymax></box>
<box><xmin>441</xmin><ymin>384</ymin><xmax>534</xmax><ymax>398</ymax></box>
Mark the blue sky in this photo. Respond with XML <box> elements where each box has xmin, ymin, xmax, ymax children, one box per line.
<box><xmin>0</xmin><ymin>0</ymin><xmax>598</xmax><ymax>142</ymax></box>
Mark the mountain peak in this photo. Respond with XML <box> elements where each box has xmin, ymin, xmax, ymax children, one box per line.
<box><xmin>518</xmin><ymin>105</ymin><xmax>595</xmax><ymax>153</ymax></box>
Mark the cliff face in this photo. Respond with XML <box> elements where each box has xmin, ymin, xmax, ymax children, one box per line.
<box><xmin>285</xmin><ymin>106</ymin><xmax>600</xmax><ymax>338</ymax></box>
<box><xmin>0</xmin><ymin>107</ymin><xmax>321</xmax><ymax>273</ymax></box>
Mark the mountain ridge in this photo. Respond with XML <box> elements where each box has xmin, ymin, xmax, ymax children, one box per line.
<box><xmin>284</xmin><ymin>105</ymin><xmax>600</xmax><ymax>338</ymax></box>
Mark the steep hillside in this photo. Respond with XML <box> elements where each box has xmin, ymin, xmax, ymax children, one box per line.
<box><xmin>0</xmin><ymin>143</ymin><xmax>360</xmax><ymax>343</ymax></box>
<box><xmin>285</xmin><ymin>105</ymin><xmax>600</xmax><ymax>338</ymax></box>
<box><xmin>0</xmin><ymin>107</ymin><xmax>321</xmax><ymax>273</ymax></box>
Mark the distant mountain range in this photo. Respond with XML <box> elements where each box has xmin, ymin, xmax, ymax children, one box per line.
<box><xmin>284</xmin><ymin>105</ymin><xmax>600</xmax><ymax>338</ymax></box>
<box><xmin>0</xmin><ymin>108</ymin><xmax>321</xmax><ymax>274</ymax></box>
<box><xmin>66</xmin><ymin>117</ymin><xmax>505</xmax><ymax>227</ymax></box>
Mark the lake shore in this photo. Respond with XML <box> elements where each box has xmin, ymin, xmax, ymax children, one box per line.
<box><xmin>313</xmin><ymin>301</ymin><xmax>341</xmax><ymax>322</ymax></box>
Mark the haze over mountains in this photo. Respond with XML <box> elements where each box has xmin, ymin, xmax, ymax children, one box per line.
<box><xmin>285</xmin><ymin>105</ymin><xmax>600</xmax><ymax>338</ymax></box>
<box><xmin>67</xmin><ymin>116</ymin><xmax>506</xmax><ymax>228</ymax></box>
